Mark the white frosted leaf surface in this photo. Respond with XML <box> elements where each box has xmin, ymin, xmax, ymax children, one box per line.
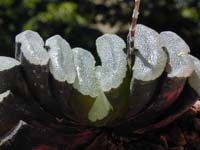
<box><xmin>73</xmin><ymin>48</ymin><xmax>98</xmax><ymax>98</ymax></box>
<box><xmin>161</xmin><ymin>31</ymin><xmax>193</xmax><ymax>78</ymax></box>
<box><xmin>88</xmin><ymin>89</ymin><xmax>113</xmax><ymax>122</ymax></box>
<box><xmin>160</xmin><ymin>31</ymin><xmax>190</xmax><ymax>54</ymax></box>
<box><xmin>188</xmin><ymin>55</ymin><xmax>200</xmax><ymax>95</ymax></box>
<box><xmin>96</xmin><ymin>34</ymin><xmax>127</xmax><ymax>92</ymax></box>
<box><xmin>0</xmin><ymin>90</ymin><xmax>10</xmax><ymax>103</ymax></box>
<box><xmin>15</xmin><ymin>30</ymin><xmax>49</xmax><ymax>65</ymax></box>
<box><xmin>133</xmin><ymin>24</ymin><xmax>167</xmax><ymax>81</ymax></box>
<box><xmin>46</xmin><ymin>35</ymin><xmax>76</xmax><ymax>83</ymax></box>
<box><xmin>0</xmin><ymin>57</ymin><xmax>20</xmax><ymax>71</ymax></box>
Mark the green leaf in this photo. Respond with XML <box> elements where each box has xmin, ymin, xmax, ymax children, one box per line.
<box><xmin>88</xmin><ymin>89</ymin><xmax>113</xmax><ymax>122</ymax></box>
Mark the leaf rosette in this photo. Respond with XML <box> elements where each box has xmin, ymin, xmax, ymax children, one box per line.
<box><xmin>0</xmin><ymin>24</ymin><xmax>200</xmax><ymax>149</ymax></box>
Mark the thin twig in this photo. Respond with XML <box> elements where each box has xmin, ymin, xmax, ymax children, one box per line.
<box><xmin>127</xmin><ymin>0</ymin><xmax>141</xmax><ymax>68</ymax></box>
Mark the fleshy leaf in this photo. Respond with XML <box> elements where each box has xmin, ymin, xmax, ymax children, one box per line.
<box><xmin>72</xmin><ymin>47</ymin><xmax>114</xmax><ymax>122</ymax></box>
<box><xmin>0</xmin><ymin>57</ymin><xmax>27</xmax><ymax>96</ymax></box>
<box><xmin>0</xmin><ymin>120</ymin><xmax>27</xmax><ymax>146</ymax></box>
<box><xmin>96</xmin><ymin>34</ymin><xmax>127</xmax><ymax>92</ymax></box>
<box><xmin>133</xmin><ymin>24</ymin><xmax>167</xmax><ymax>81</ymax></box>
<box><xmin>46</xmin><ymin>35</ymin><xmax>76</xmax><ymax>84</ymax></box>
<box><xmin>189</xmin><ymin>55</ymin><xmax>200</xmax><ymax>95</ymax></box>
<box><xmin>88</xmin><ymin>89</ymin><xmax>113</xmax><ymax>122</ymax></box>
<box><xmin>72</xmin><ymin>48</ymin><xmax>98</xmax><ymax>98</ymax></box>
<box><xmin>160</xmin><ymin>31</ymin><xmax>193</xmax><ymax>78</ymax></box>
<box><xmin>0</xmin><ymin>90</ymin><xmax>10</xmax><ymax>103</ymax></box>
<box><xmin>0</xmin><ymin>57</ymin><xmax>20</xmax><ymax>72</ymax></box>
<box><xmin>15</xmin><ymin>30</ymin><xmax>49</xmax><ymax>65</ymax></box>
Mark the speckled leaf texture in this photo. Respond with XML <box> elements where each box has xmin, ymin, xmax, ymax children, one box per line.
<box><xmin>0</xmin><ymin>24</ymin><xmax>200</xmax><ymax>150</ymax></box>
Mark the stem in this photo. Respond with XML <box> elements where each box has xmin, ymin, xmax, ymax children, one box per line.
<box><xmin>127</xmin><ymin>0</ymin><xmax>141</xmax><ymax>68</ymax></box>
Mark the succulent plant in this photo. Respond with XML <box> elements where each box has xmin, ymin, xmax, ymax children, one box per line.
<box><xmin>0</xmin><ymin>1</ymin><xmax>200</xmax><ymax>149</ymax></box>
<box><xmin>0</xmin><ymin>23</ymin><xmax>199</xmax><ymax>150</ymax></box>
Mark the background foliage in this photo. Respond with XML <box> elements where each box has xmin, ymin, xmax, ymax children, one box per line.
<box><xmin>0</xmin><ymin>0</ymin><xmax>199</xmax><ymax>58</ymax></box>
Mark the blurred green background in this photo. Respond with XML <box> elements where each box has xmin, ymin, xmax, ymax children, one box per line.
<box><xmin>0</xmin><ymin>0</ymin><xmax>199</xmax><ymax>58</ymax></box>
